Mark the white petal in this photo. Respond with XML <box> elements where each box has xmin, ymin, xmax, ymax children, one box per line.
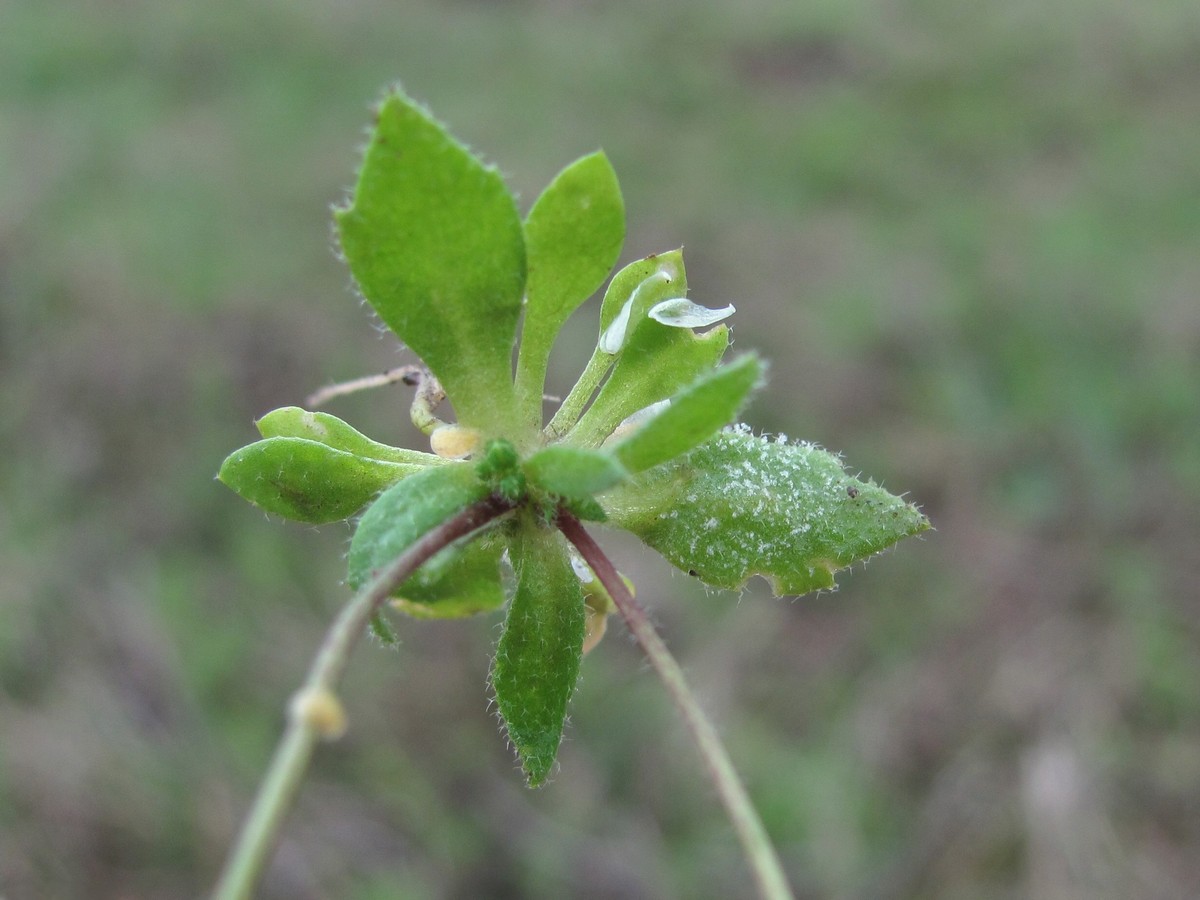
<box><xmin>605</xmin><ymin>399</ymin><xmax>670</xmax><ymax>444</ymax></box>
<box><xmin>648</xmin><ymin>298</ymin><xmax>735</xmax><ymax>328</ymax></box>
<box><xmin>599</xmin><ymin>297</ymin><xmax>634</xmax><ymax>353</ymax></box>
<box><xmin>599</xmin><ymin>270</ymin><xmax>674</xmax><ymax>353</ymax></box>
<box><xmin>570</xmin><ymin>552</ymin><xmax>592</xmax><ymax>581</ymax></box>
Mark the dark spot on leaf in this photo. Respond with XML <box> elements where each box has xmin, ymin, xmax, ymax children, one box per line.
<box><xmin>688</xmin><ymin>569</ymin><xmax>698</xmax><ymax>577</ymax></box>
<box><xmin>847</xmin><ymin>486</ymin><xmax>859</xmax><ymax>499</ymax></box>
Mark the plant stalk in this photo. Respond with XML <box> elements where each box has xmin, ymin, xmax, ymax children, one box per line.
<box><xmin>212</xmin><ymin>496</ymin><xmax>512</xmax><ymax>900</ymax></box>
<box><xmin>544</xmin><ymin>346</ymin><xmax>612</xmax><ymax>439</ymax></box>
<box><xmin>557</xmin><ymin>511</ymin><xmax>795</xmax><ymax>900</ymax></box>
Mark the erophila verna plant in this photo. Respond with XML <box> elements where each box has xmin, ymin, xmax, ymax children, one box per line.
<box><xmin>215</xmin><ymin>87</ymin><xmax>928</xmax><ymax>900</ymax></box>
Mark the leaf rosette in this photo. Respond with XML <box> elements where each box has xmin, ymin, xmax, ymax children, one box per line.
<box><xmin>219</xmin><ymin>88</ymin><xmax>929</xmax><ymax>784</ymax></box>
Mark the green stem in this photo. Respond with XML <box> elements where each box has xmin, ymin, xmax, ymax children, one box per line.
<box><xmin>212</xmin><ymin>496</ymin><xmax>513</xmax><ymax>900</ymax></box>
<box><xmin>513</xmin><ymin>333</ymin><xmax>550</xmax><ymax>435</ymax></box>
<box><xmin>557</xmin><ymin>511</ymin><xmax>795</xmax><ymax>900</ymax></box>
<box><xmin>544</xmin><ymin>346</ymin><xmax>612</xmax><ymax>439</ymax></box>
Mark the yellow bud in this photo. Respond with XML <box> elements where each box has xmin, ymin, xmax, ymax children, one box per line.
<box><xmin>289</xmin><ymin>687</ymin><xmax>347</xmax><ymax>740</ymax></box>
<box><xmin>430</xmin><ymin>424</ymin><xmax>481</xmax><ymax>459</ymax></box>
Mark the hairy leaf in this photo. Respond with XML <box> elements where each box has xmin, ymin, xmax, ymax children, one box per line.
<box><xmin>347</xmin><ymin>463</ymin><xmax>504</xmax><ymax>617</ymax></box>
<box><xmin>257</xmin><ymin>406</ymin><xmax>442</xmax><ymax>466</ymax></box>
<box><xmin>335</xmin><ymin>89</ymin><xmax>525</xmax><ymax>433</ymax></box>
<box><xmin>385</xmin><ymin>537</ymin><xmax>507</xmax><ymax>620</ymax></box>
<box><xmin>570</xmin><ymin>321</ymin><xmax>730</xmax><ymax>448</ymax></box>
<box><xmin>542</xmin><ymin>250</ymin><xmax>694</xmax><ymax>439</ymax></box>
<box><xmin>613</xmin><ymin>354</ymin><xmax>762</xmax><ymax>473</ymax></box>
<box><xmin>606</xmin><ymin>428</ymin><xmax>930</xmax><ymax>595</ymax></box>
<box><xmin>523</xmin><ymin>445</ymin><xmax>626</xmax><ymax>499</ymax></box>
<box><xmin>491</xmin><ymin>519</ymin><xmax>585</xmax><ymax>786</ymax></box>
<box><xmin>517</xmin><ymin>152</ymin><xmax>624</xmax><ymax>419</ymax></box>
<box><xmin>218</xmin><ymin>437</ymin><xmax>417</xmax><ymax>524</ymax></box>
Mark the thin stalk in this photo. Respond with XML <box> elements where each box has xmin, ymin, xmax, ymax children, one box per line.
<box><xmin>304</xmin><ymin>364</ymin><xmax>449</xmax><ymax>436</ymax></box>
<box><xmin>305</xmin><ymin>364</ymin><xmax>424</xmax><ymax>408</ymax></box>
<box><xmin>544</xmin><ymin>346</ymin><xmax>612</xmax><ymax>439</ymax></box>
<box><xmin>513</xmin><ymin>331</ymin><xmax>549</xmax><ymax>434</ymax></box>
<box><xmin>557</xmin><ymin>511</ymin><xmax>795</xmax><ymax>900</ymax></box>
<box><xmin>212</xmin><ymin>496</ymin><xmax>512</xmax><ymax>900</ymax></box>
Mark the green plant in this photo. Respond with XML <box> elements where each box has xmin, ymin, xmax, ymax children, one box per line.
<box><xmin>214</xmin><ymin>87</ymin><xmax>929</xmax><ymax>900</ymax></box>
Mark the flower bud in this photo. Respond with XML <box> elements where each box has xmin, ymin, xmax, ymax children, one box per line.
<box><xmin>290</xmin><ymin>687</ymin><xmax>348</xmax><ymax>740</ymax></box>
<box><xmin>430</xmin><ymin>424</ymin><xmax>481</xmax><ymax>459</ymax></box>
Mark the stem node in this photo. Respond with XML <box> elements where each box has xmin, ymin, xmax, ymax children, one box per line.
<box><xmin>212</xmin><ymin>496</ymin><xmax>512</xmax><ymax>900</ymax></box>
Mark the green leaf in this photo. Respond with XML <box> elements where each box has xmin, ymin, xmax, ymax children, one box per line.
<box><xmin>569</xmin><ymin>321</ymin><xmax>730</xmax><ymax>448</ymax></box>
<box><xmin>560</xmin><ymin>495</ymin><xmax>609</xmax><ymax>523</ymax></box>
<box><xmin>218</xmin><ymin>437</ymin><xmax>418</xmax><ymax>524</ymax></box>
<box><xmin>369</xmin><ymin>610</ymin><xmax>399</xmax><ymax>645</ymax></box>
<box><xmin>517</xmin><ymin>152</ymin><xmax>624</xmax><ymax>419</ymax></box>
<box><xmin>475</xmin><ymin>438</ymin><xmax>527</xmax><ymax>503</ymax></box>
<box><xmin>523</xmin><ymin>445</ymin><xmax>626</xmax><ymax>499</ymax></box>
<box><xmin>563</xmin><ymin>246</ymin><xmax>740</xmax><ymax>448</ymax></box>
<box><xmin>335</xmin><ymin>89</ymin><xmax>525</xmax><ymax>434</ymax></box>
<box><xmin>385</xmin><ymin>537</ymin><xmax>507</xmax><ymax>620</ymax></box>
<box><xmin>613</xmin><ymin>354</ymin><xmax>762</xmax><ymax>473</ymax></box>
<box><xmin>256</xmin><ymin>406</ymin><xmax>443</xmax><ymax>467</ymax></box>
<box><xmin>543</xmin><ymin>249</ymin><xmax>691</xmax><ymax>439</ymax></box>
<box><xmin>347</xmin><ymin>463</ymin><xmax>504</xmax><ymax>618</ymax></box>
<box><xmin>597</xmin><ymin>250</ymin><xmax>686</xmax><ymax>353</ymax></box>
<box><xmin>491</xmin><ymin>519</ymin><xmax>585</xmax><ymax>786</ymax></box>
<box><xmin>606</xmin><ymin>428</ymin><xmax>930</xmax><ymax>595</ymax></box>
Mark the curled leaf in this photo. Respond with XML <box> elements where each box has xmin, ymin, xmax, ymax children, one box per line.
<box><xmin>599</xmin><ymin>251</ymin><xmax>685</xmax><ymax>329</ymax></box>
<box><xmin>605</xmin><ymin>428</ymin><xmax>930</xmax><ymax>595</ymax></box>
<box><xmin>219</xmin><ymin>437</ymin><xmax>418</xmax><ymax>524</ymax></box>
<box><xmin>256</xmin><ymin>407</ymin><xmax>442</xmax><ymax>467</ymax></box>
<box><xmin>600</xmin><ymin>270</ymin><xmax>674</xmax><ymax>353</ymax></box>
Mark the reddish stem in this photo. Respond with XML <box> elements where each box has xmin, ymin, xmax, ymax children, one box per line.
<box><xmin>556</xmin><ymin>510</ymin><xmax>795</xmax><ymax>900</ymax></box>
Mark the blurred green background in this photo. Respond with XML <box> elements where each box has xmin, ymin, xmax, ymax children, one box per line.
<box><xmin>3</xmin><ymin>1</ymin><xmax>1199</xmax><ymax>897</ymax></box>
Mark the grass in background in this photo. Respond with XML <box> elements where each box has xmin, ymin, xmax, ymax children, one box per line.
<box><xmin>2</xmin><ymin>0</ymin><xmax>1198</xmax><ymax>896</ymax></box>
